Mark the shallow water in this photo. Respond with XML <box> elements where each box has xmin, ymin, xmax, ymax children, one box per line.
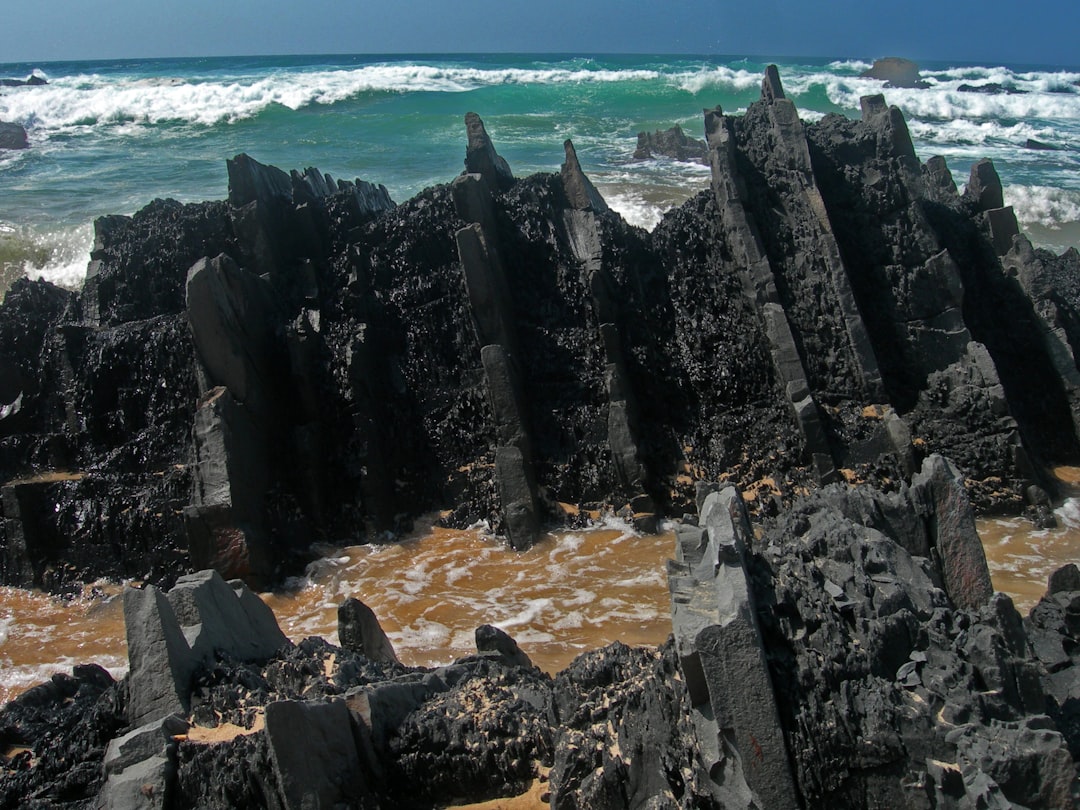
<box><xmin>1</xmin><ymin>498</ymin><xmax>1077</xmax><ymax>705</ymax></box>
<box><xmin>0</xmin><ymin>520</ymin><xmax>675</xmax><ymax>703</ymax></box>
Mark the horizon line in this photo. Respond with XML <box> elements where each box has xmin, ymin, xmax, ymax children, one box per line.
<box><xmin>3</xmin><ymin>51</ymin><xmax>1079</xmax><ymax>73</ymax></box>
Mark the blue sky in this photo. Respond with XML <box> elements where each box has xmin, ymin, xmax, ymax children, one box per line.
<box><xmin>1</xmin><ymin>0</ymin><xmax>1077</xmax><ymax>67</ymax></box>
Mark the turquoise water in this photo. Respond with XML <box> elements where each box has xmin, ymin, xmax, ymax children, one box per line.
<box><xmin>2</xmin><ymin>53</ymin><xmax>1079</xmax><ymax>288</ymax></box>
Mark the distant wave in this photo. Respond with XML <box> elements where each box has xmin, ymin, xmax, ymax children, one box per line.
<box><xmin>906</xmin><ymin>117</ymin><xmax>1076</xmax><ymax>148</ymax></box>
<box><xmin>0</xmin><ymin>64</ymin><xmax>669</xmax><ymax>133</ymax></box>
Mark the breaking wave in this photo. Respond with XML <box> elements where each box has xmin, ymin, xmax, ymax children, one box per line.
<box><xmin>0</xmin><ymin>64</ymin><xmax>669</xmax><ymax>135</ymax></box>
<box><xmin>0</xmin><ymin>221</ymin><xmax>92</xmax><ymax>291</ymax></box>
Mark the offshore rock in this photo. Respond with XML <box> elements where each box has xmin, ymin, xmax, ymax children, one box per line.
<box><xmin>861</xmin><ymin>56</ymin><xmax>929</xmax><ymax>88</ymax></box>
<box><xmin>633</xmin><ymin>123</ymin><xmax>707</xmax><ymax>163</ymax></box>
<box><xmin>0</xmin><ymin>74</ymin><xmax>47</xmax><ymax>87</ymax></box>
<box><xmin>0</xmin><ymin>122</ymin><xmax>28</xmax><ymax>150</ymax></box>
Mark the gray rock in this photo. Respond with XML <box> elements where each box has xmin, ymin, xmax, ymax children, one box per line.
<box><xmin>96</xmin><ymin>755</ymin><xmax>173</xmax><ymax>810</ymax></box>
<box><xmin>911</xmin><ymin>454</ymin><xmax>995</xmax><ymax>610</ymax></box>
<box><xmin>463</xmin><ymin>112</ymin><xmax>514</xmax><ymax>191</ymax></box>
<box><xmin>560</xmin><ymin>139</ymin><xmax>609</xmax><ymax>213</ymax></box>
<box><xmin>338</xmin><ymin>597</ymin><xmax>400</xmax><ymax>663</ymax></box>
<box><xmin>123</xmin><ymin>585</ymin><xmax>198</xmax><ymax>728</ymax></box>
<box><xmin>475</xmin><ymin>624</ymin><xmax>534</xmax><ymax>669</ymax></box>
<box><xmin>123</xmin><ymin>571</ymin><xmax>288</xmax><ymax>728</ymax></box>
<box><xmin>964</xmin><ymin>158</ymin><xmax>1005</xmax><ymax>213</ymax></box>
<box><xmin>669</xmin><ymin>486</ymin><xmax>800</xmax><ymax>809</ymax></box>
<box><xmin>0</xmin><ymin>121</ymin><xmax>29</xmax><ymax>150</ymax></box>
<box><xmin>103</xmin><ymin>716</ymin><xmax>188</xmax><ymax>777</ymax></box>
<box><xmin>167</xmin><ymin>569</ymin><xmax>287</xmax><ymax>662</ymax></box>
<box><xmin>265</xmin><ymin>699</ymin><xmax>366</xmax><ymax>810</ymax></box>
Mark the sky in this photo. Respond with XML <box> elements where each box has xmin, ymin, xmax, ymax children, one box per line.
<box><xmin>0</xmin><ymin>0</ymin><xmax>1077</xmax><ymax>68</ymax></box>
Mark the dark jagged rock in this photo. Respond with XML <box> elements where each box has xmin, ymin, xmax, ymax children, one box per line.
<box><xmin>1025</xmin><ymin>138</ymin><xmax>1060</xmax><ymax>151</ymax></box>
<box><xmin>338</xmin><ymin>597</ymin><xmax>399</xmax><ymax>664</ymax></box>
<box><xmin>0</xmin><ymin>123</ymin><xmax>28</xmax><ymax>151</ymax></box>
<box><xmin>861</xmin><ymin>56</ymin><xmax>930</xmax><ymax>88</ymax></box>
<box><xmin>549</xmin><ymin>641</ymin><xmax>724</xmax><ymax>810</ymax></box>
<box><xmin>463</xmin><ymin>111</ymin><xmax>514</xmax><ymax>191</ymax></box>
<box><xmin>2</xmin><ymin>65</ymin><xmax>1080</xmax><ymax>612</ymax></box>
<box><xmin>475</xmin><ymin>623</ymin><xmax>535</xmax><ymax>669</ymax></box>
<box><xmin>2</xmin><ymin>84</ymin><xmax>1080</xmax><ymax>810</ymax></box>
<box><xmin>750</xmin><ymin>483</ymin><xmax>1074</xmax><ymax>809</ymax></box>
<box><xmin>0</xmin><ymin>665</ymin><xmax>123</xmax><ymax>809</ymax></box>
<box><xmin>632</xmin><ymin>123</ymin><xmax>707</xmax><ymax>163</ymax></box>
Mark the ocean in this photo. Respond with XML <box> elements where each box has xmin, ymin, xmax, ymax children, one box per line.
<box><xmin>1</xmin><ymin>53</ymin><xmax>1079</xmax><ymax>293</ymax></box>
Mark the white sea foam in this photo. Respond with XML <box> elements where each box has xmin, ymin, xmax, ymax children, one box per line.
<box><xmin>669</xmin><ymin>66</ymin><xmax>764</xmax><ymax>95</ymax></box>
<box><xmin>1055</xmin><ymin>497</ymin><xmax>1080</xmax><ymax>529</ymax></box>
<box><xmin>828</xmin><ymin>59</ymin><xmax>874</xmax><ymax>73</ymax></box>
<box><xmin>905</xmin><ymin>117</ymin><xmax>1070</xmax><ymax>148</ymax></box>
<box><xmin>1006</xmin><ymin>185</ymin><xmax>1080</xmax><ymax>232</ymax></box>
<box><xmin>603</xmin><ymin>190</ymin><xmax>670</xmax><ymax>231</ymax></box>
<box><xmin>814</xmin><ymin>71</ymin><xmax>1080</xmax><ymax>123</ymax></box>
<box><xmin>1</xmin><ymin>221</ymin><xmax>92</xmax><ymax>289</ymax></box>
<box><xmin>0</xmin><ymin>64</ymin><xmax>665</xmax><ymax>136</ymax></box>
<box><xmin>496</xmin><ymin>598</ymin><xmax>555</xmax><ymax>630</ymax></box>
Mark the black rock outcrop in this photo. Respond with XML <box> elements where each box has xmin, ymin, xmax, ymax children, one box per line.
<box><xmin>0</xmin><ymin>75</ymin><xmax>46</xmax><ymax>88</ymax></box>
<box><xmin>2</xmin><ymin>66</ymin><xmax>1079</xmax><ymax>602</ymax></box>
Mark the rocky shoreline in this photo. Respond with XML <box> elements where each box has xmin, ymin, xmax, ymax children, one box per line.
<box><xmin>3</xmin><ymin>66</ymin><xmax>1080</xmax><ymax>807</ymax></box>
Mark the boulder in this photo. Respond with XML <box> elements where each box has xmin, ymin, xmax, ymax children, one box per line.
<box><xmin>475</xmin><ymin>623</ymin><xmax>534</xmax><ymax>669</ymax></box>
<box><xmin>265</xmin><ymin>699</ymin><xmax>367</xmax><ymax>810</ymax></box>
<box><xmin>0</xmin><ymin>122</ymin><xmax>29</xmax><ymax>150</ymax></box>
<box><xmin>338</xmin><ymin>597</ymin><xmax>399</xmax><ymax>663</ymax></box>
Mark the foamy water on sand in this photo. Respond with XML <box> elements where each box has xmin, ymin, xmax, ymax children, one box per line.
<box><xmin>0</xmin><ymin>520</ymin><xmax>675</xmax><ymax>703</ymax></box>
<box><xmin>3</xmin><ymin>499</ymin><xmax>1077</xmax><ymax>704</ymax></box>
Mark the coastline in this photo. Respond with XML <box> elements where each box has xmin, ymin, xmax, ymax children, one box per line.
<box><xmin>2</xmin><ymin>53</ymin><xmax>1079</xmax><ymax>296</ymax></box>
